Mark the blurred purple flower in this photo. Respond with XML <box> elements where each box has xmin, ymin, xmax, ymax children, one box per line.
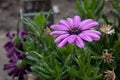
<box><xmin>4</xmin><ymin>53</ymin><xmax>31</xmax><ymax>80</ymax></box>
<box><xmin>50</xmin><ymin>16</ymin><xmax>101</xmax><ymax>48</ymax></box>
<box><xmin>6</xmin><ymin>32</ymin><xmax>15</xmax><ymax>41</ymax></box>
<box><xmin>3</xmin><ymin>31</ymin><xmax>27</xmax><ymax>58</ymax></box>
<box><xmin>3</xmin><ymin>30</ymin><xmax>30</xmax><ymax>80</ymax></box>
<box><xmin>19</xmin><ymin>31</ymin><xmax>27</xmax><ymax>41</ymax></box>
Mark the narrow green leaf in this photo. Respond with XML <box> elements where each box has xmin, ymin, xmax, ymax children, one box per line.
<box><xmin>84</xmin><ymin>0</ymin><xmax>91</xmax><ymax>10</ymax></box>
<box><xmin>87</xmin><ymin>10</ymin><xmax>95</xmax><ymax>19</ymax></box>
<box><xmin>34</xmin><ymin>12</ymin><xmax>46</xmax><ymax>30</ymax></box>
<box><xmin>112</xmin><ymin>2</ymin><xmax>120</xmax><ymax>13</ymax></box>
<box><xmin>76</xmin><ymin>0</ymin><xmax>86</xmax><ymax>17</ymax></box>
<box><xmin>90</xmin><ymin>0</ymin><xmax>98</xmax><ymax>12</ymax></box>
<box><xmin>95</xmin><ymin>0</ymin><xmax>105</xmax><ymax>18</ymax></box>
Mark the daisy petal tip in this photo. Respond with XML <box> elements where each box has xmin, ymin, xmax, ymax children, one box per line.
<box><xmin>74</xmin><ymin>15</ymin><xmax>80</xmax><ymax>18</ymax></box>
<box><xmin>77</xmin><ymin>44</ymin><xmax>85</xmax><ymax>48</ymax></box>
<box><xmin>58</xmin><ymin>45</ymin><xmax>63</xmax><ymax>48</ymax></box>
<box><xmin>55</xmin><ymin>39</ymin><xmax>61</xmax><ymax>43</ymax></box>
<box><xmin>79</xmin><ymin>45</ymin><xmax>84</xmax><ymax>48</ymax></box>
<box><xmin>49</xmin><ymin>32</ymin><xmax>53</xmax><ymax>35</ymax></box>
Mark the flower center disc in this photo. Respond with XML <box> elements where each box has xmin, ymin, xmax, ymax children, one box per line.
<box><xmin>16</xmin><ymin>60</ymin><xmax>25</xmax><ymax>69</ymax></box>
<box><xmin>70</xmin><ymin>27</ymin><xmax>80</xmax><ymax>35</ymax></box>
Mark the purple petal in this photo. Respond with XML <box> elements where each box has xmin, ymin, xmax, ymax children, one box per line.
<box><xmin>13</xmin><ymin>68</ymin><xmax>19</xmax><ymax>77</ymax></box>
<box><xmin>79</xmin><ymin>33</ymin><xmax>93</xmax><ymax>42</ymax></box>
<box><xmin>80</xmin><ymin>19</ymin><xmax>93</xmax><ymax>29</ymax></box>
<box><xmin>7</xmin><ymin>48</ymin><xmax>15</xmax><ymax>58</ymax></box>
<box><xmin>19</xmin><ymin>31</ymin><xmax>27</xmax><ymax>41</ymax></box>
<box><xmin>58</xmin><ymin>37</ymin><xmax>69</xmax><ymax>48</ymax></box>
<box><xmin>83</xmin><ymin>30</ymin><xmax>101</xmax><ymax>35</ymax></box>
<box><xmin>18</xmin><ymin>71</ymin><xmax>24</xmax><ymax>80</ymax></box>
<box><xmin>12</xmin><ymin>53</ymin><xmax>20</xmax><ymax>61</ymax></box>
<box><xmin>50</xmin><ymin>31</ymin><xmax>68</xmax><ymax>35</ymax></box>
<box><xmin>55</xmin><ymin>34</ymin><xmax>69</xmax><ymax>43</ymax></box>
<box><xmin>68</xmin><ymin>35</ymin><xmax>77</xmax><ymax>44</ymax></box>
<box><xmin>84</xmin><ymin>32</ymin><xmax>100</xmax><ymax>40</ymax></box>
<box><xmin>81</xmin><ymin>22</ymin><xmax>99</xmax><ymax>30</ymax></box>
<box><xmin>73</xmin><ymin>16</ymin><xmax>81</xmax><ymax>28</ymax></box>
<box><xmin>59</xmin><ymin>20</ymin><xmax>70</xmax><ymax>29</ymax></box>
<box><xmin>67</xmin><ymin>18</ymin><xmax>73</xmax><ymax>28</ymax></box>
<box><xmin>4</xmin><ymin>42</ymin><xmax>14</xmax><ymax>51</ymax></box>
<box><xmin>6</xmin><ymin>33</ymin><xmax>15</xmax><ymax>41</ymax></box>
<box><xmin>76</xmin><ymin>36</ymin><xmax>84</xmax><ymax>48</ymax></box>
<box><xmin>8</xmin><ymin>68</ymin><xmax>15</xmax><ymax>76</ymax></box>
<box><xmin>4</xmin><ymin>63</ymin><xmax>15</xmax><ymax>70</ymax></box>
<box><xmin>18</xmin><ymin>54</ymin><xmax>26</xmax><ymax>59</ymax></box>
<box><xmin>50</xmin><ymin>24</ymin><xmax>69</xmax><ymax>31</ymax></box>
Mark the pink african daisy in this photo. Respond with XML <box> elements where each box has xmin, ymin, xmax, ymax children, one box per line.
<box><xmin>50</xmin><ymin>16</ymin><xmax>101</xmax><ymax>48</ymax></box>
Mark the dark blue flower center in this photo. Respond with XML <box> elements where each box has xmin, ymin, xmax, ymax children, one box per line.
<box><xmin>69</xmin><ymin>27</ymin><xmax>80</xmax><ymax>35</ymax></box>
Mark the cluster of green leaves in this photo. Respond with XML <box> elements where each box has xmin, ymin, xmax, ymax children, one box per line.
<box><xmin>76</xmin><ymin>0</ymin><xmax>120</xmax><ymax>80</ymax></box>
<box><xmin>21</xmin><ymin>12</ymin><xmax>102</xmax><ymax>80</ymax></box>
<box><xmin>76</xmin><ymin>0</ymin><xmax>105</xmax><ymax>20</ymax></box>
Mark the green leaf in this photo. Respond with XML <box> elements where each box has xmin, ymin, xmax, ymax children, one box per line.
<box><xmin>62</xmin><ymin>54</ymin><xmax>71</xmax><ymax>70</ymax></box>
<box><xmin>76</xmin><ymin>0</ymin><xmax>86</xmax><ymax>17</ymax></box>
<box><xmin>95</xmin><ymin>0</ymin><xmax>105</xmax><ymax>18</ymax></box>
<box><xmin>112</xmin><ymin>2</ymin><xmax>120</xmax><ymax>13</ymax></box>
<box><xmin>84</xmin><ymin>0</ymin><xmax>91</xmax><ymax>10</ymax></box>
<box><xmin>90</xmin><ymin>0</ymin><xmax>98</xmax><ymax>12</ymax></box>
<box><xmin>113</xmin><ymin>38</ymin><xmax>120</xmax><ymax>50</ymax></box>
<box><xmin>68</xmin><ymin>67</ymin><xmax>79</xmax><ymax>77</ymax></box>
<box><xmin>34</xmin><ymin>12</ymin><xmax>46</xmax><ymax>30</ymax></box>
<box><xmin>87</xmin><ymin>10</ymin><xmax>95</xmax><ymax>19</ymax></box>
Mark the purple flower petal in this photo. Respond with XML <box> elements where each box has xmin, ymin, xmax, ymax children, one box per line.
<box><xmin>12</xmin><ymin>53</ymin><xmax>20</xmax><ymax>61</ymax></box>
<box><xmin>50</xmin><ymin>24</ymin><xmax>69</xmax><ymax>31</ymax></box>
<box><xmin>73</xmin><ymin>16</ymin><xmax>81</xmax><ymax>28</ymax></box>
<box><xmin>80</xmin><ymin>19</ymin><xmax>93</xmax><ymax>29</ymax></box>
<box><xmin>79</xmin><ymin>33</ymin><xmax>93</xmax><ymax>42</ymax></box>
<box><xmin>68</xmin><ymin>35</ymin><xmax>77</xmax><ymax>44</ymax></box>
<box><xmin>83</xmin><ymin>30</ymin><xmax>101</xmax><ymax>35</ymax></box>
<box><xmin>59</xmin><ymin>20</ymin><xmax>70</xmax><ymax>29</ymax></box>
<box><xmin>81</xmin><ymin>22</ymin><xmax>99</xmax><ymax>30</ymax></box>
<box><xmin>18</xmin><ymin>71</ymin><xmax>24</xmax><ymax>80</ymax></box>
<box><xmin>55</xmin><ymin>34</ymin><xmax>69</xmax><ymax>43</ymax></box>
<box><xmin>76</xmin><ymin>36</ymin><xmax>84</xmax><ymax>48</ymax></box>
<box><xmin>4</xmin><ymin>63</ymin><xmax>15</xmax><ymax>70</ymax></box>
<box><xmin>6</xmin><ymin>33</ymin><xmax>15</xmax><ymax>41</ymax></box>
<box><xmin>67</xmin><ymin>18</ymin><xmax>74</xmax><ymax>28</ymax></box>
<box><xmin>7</xmin><ymin>48</ymin><xmax>15</xmax><ymax>58</ymax></box>
<box><xmin>50</xmin><ymin>31</ymin><xmax>68</xmax><ymax>35</ymax></box>
<box><xmin>13</xmin><ymin>68</ymin><xmax>19</xmax><ymax>77</ymax></box>
<box><xmin>8</xmin><ymin>68</ymin><xmax>15</xmax><ymax>76</ymax></box>
<box><xmin>58</xmin><ymin>37</ymin><xmax>69</xmax><ymax>48</ymax></box>
<box><xmin>84</xmin><ymin>32</ymin><xmax>100</xmax><ymax>40</ymax></box>
<box><xmin>4</xmin><ymin>42</ymin><xmax>14</xmax><ymax>51</ymax></box>
<box><xmin>19</xmin><ymin>31</ymin><xmax>27</xmax><ymax>41</ymax></box>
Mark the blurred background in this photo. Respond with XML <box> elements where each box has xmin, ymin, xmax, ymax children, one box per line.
<box><xmin>0</xmin><ymin>0</ymin><xmax>76</xmax><ymax>80</ymax></box>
